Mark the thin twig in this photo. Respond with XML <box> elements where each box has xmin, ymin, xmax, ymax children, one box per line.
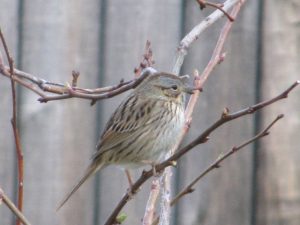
<box><xmin>134</xmin><ymin>40</ymin><xmax>155</xmax><ymax>77</ymax></box>
<box><xmin>103</xmin><ymin>80</ymin><xmax>299</xmax><ymax>225</ymax></box>
<box><xmin>195</xmin><ymin>0</ymin><xmax>235</xmax><ymax>21</ymax></box>
<box><xmin>172</xmin><ymin>0</ymin><xmax>241</xmax><ymax>75</ymax></box>
<box><xmin>165</xmin><ymin>80</ymin><xmax>299</xmax><ymax>166</ymax></box>
<box><xmin>0</xmin><ymin>188</ymin><xmax>32</xmax><ymax>225</ymax></box>
<box><xmin>0</xmin><ymin>58</ymin><xmax>151</xmax><ymax>104</ymax></box>
<box><xmin>171</xmin><ymin>114</ymin><xmax>283</xmax><ymax>206</ymax></box>
<box><xmin>0</xmin><ymin>40</ymin><xmax>156</xmax><ymax>104</ymax></box>
<box><xmin>0</xmin><ymin>28</ymin><xmax>24</xmax><ymax>225</ymax></box>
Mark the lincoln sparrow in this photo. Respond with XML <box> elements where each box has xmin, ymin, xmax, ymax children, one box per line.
<box><xmin>57</xmin><ymin>69</ymin><xmax>194</xmax><ymax>209</ymax></box>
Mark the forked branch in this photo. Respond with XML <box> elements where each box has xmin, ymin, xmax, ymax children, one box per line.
<box><xmin>0</xmin><ymin>41</ymin><xmax>155</xmax><ymax>105</ymax></box>
<box><xmin>171</xmin><ymin>114</ymin><xmax>283</xmax><ymax>206</ymax></box>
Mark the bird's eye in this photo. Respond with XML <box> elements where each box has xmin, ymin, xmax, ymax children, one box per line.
<box><xmin>171</xmin><ymin>85</ymin><xmax>178</xmax><ymax>90</ymax></box>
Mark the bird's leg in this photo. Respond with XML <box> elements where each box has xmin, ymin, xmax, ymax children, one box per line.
<box><xmin>125</xmin><ymin>169</ymin><xmax>135</xmax><ymax>199</ymax></box>
<box><xmin>141</xmin><ymin>160</ymin><xmax>162</xmax><ymax>177</ymax></box>
<box><xmin>151</xmin><ymin>163</ymin><xmax>163</xmax><ymax>177</ymax></box>
<box><xmin>125</xmin><ymin>169</ymin><xmax>134</xmax><ymax>188</ymax></box>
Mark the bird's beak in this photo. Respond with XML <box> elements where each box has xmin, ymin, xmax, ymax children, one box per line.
<box><xmin>183</xmin><ymin>86</ymin><xmax>197</xmax><ymax>94</ymax></box>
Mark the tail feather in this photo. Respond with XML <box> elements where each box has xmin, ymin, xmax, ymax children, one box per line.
<box><xmin>56</xmin><ymin>162</ymin><xmax>103</xmax><ymax>211</ymax></box>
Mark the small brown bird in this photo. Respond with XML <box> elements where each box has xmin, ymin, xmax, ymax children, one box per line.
<box><xmin>57</xmin><ymin>69</ymin><xmax>194</xmax><ymax>209</ymax></box>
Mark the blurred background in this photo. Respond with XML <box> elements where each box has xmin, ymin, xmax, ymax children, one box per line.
<box><xmin>0</xmin><ymin>0</ymin><xmax>299</xmax><ymax>225</ymax></box>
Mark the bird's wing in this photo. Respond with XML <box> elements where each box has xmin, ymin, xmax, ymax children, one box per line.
<box><xmin>92</xmin><ymin>95</ymin><xmax>161</xmax><ymax>160</ymax></box>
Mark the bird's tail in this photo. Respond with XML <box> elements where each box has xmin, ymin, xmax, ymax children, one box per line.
<box><xmin>56</xmin><ymin>162</ymin><xmax>104</xmax><ymax>211</ymax></box>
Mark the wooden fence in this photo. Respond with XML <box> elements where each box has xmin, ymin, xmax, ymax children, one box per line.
<box><xmin>0</xmin><ymin>0</ymin><xmax>299</xmax><ymax>225</ymax></box>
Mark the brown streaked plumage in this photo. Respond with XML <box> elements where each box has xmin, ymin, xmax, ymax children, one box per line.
<box><xmin>57</xmin><ymin>70</ymin><xmax>194</xmax><ymax>210</ymax></box>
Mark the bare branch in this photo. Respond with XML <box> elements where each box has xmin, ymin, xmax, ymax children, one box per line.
<box><xmin>0</xmin><ymin>28</ymin><xmax>24</xmax><ymax>225</ymax></box>
<box><xmin>0</xmin><ymin>62</ymin><xmax>152</xmax><ymax>105</ymax></box>
<box><xmin>0</xmin><ymin>40</ymin><xmax>157</xmax><ymax>105</ymax></box>
<box><xmin>172</xmin><ymin>0</ymin><xmax>242</xmax><ymax>75</ymax></box>
<box><xmin>166</xmin><ymin>81</ymin><xmax>299</xmax><ymax>166</ymax></box>
<box><xmin>195</xmin><ymin>0</ymin><xmax>235</xmax><ymax>21</ymax></box>
<box><xmin>170</xmin><ymin>114</ymin><xmax>284</xmax><ymax>206</ymax></box>
<box><xmin>151</xmin><ymin>114</ymin><xmax>284</xmax><ymax>225</ymax></box>
<box><xmin>142</xmin><ymin>179</ymin><xmax>160</xmax><ymax>225</ymax></box>
<box><xmin>0</xmin><ymin>188</ymin><xmax>31</xmax><ymax>225</ymax></box>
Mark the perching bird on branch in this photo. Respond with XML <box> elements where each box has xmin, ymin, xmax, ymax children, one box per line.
<box><xmin>57</xmin><ymin>68</ymin><xmax>194</xmax><ymax>209</ymax></box>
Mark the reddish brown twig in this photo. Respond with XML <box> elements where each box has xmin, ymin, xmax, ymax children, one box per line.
<box><xmin>0</xmin><ymin>29</ymin><xmax>24</xmax><ymax>225</ymax></box>
<box><xmin>0</xmin><ymin>38</ymin><xmax>157</xmax><ymax>104</ymax></box>
<box><xmin>0</xmin><ymin>62</ymin><xmax>151</xmax><ymax>105</ymax></box>
<box><xmin>195</xmin><ymin>0</ymin><xmax>243</xmax><ymax>90</ymax></box>
<box><xmin>195</xmin><ymin>0</ymin><xmax>235</xmax><ymax>21</ymax></box>
<box><xmin>0</xmin><ymin>39</ymin><xmax>155</xmax><ymax>103</ymax></box>
<box><xmin>167</xmin><ymin>80</ymin><xmax>299</xmax><ymax>165</ymax></box>
<box><xmin>103</xmin><ymin>81</ymin><xmax>299</xmax><ymax>225</ymax></box>
<box><xmin>171</xmin><ymin>114</ymin><xmax>283</xmax><ymax>206</ymax></box>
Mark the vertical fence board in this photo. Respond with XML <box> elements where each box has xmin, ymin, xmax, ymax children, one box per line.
<box><xmin>0</xmin><ymin>1</ymin><xmax>19</xmax><ymax>223</ymax></box>
<box><xmin>256</xmin><ymin>1</ymin><xmax>300</xmax><ymax>224</ymax></box>
<box><xmin>95</xmin><ymin>1</ymin><xmax>182</xmax><ymax>224</ymax></box>
<box><xmin>18</xmin><ymin>1</ymin><xmax>101</xmax><ymax>224</ymax></box>
<box><xmin>177</xmin><ymin>1</ymin><xmax>259</xmax><ymax>225</ymax></box>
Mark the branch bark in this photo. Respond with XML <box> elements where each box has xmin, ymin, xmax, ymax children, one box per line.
<box><xmin>0</xmin><ymin>41</ymin><xmax>155</xmax><ymax>105</ymax></box>
<box><xmin>0</xmin><ymin>28</ymin><xmax>24</xmax><ymax>225</ymax></box>
<box><xmin>0</xmin><ymin>188</ymin><xmax>31</xmax><ymax>225</ymax></box>
<box><xmin>170</xmin><ymin>114</ymin><xmax>283</xmax><ymax>206</ymax></box>
<box><xmin>172</xmin><ymin>0</ymin><xmax>242</xmax><ymax>75</ymax></box>
<box><xmin>142</xmin><ymin>179</ymin><xmax>160</xmax><ymax>225</ymax></box>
